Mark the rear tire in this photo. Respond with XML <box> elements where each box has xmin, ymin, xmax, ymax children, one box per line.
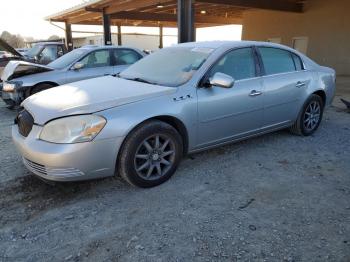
<box><xmin>289</xmin><ymin>94</ymin><xmax>324</xmax><ymax>136</ymax></box>
<box><xmin>118</xmin><ymin>120</ymin><xmax>183</xmax><ymax>188</ymax></box>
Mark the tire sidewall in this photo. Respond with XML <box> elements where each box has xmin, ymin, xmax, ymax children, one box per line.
<box><xmin>119</xmin><ymin>121</ymin><xmax>183</xmax><ymax>188</ymax></box>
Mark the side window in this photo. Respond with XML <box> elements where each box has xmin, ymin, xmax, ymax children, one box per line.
<box><xmin>113</xmin><ymin>49</ymin><xmax>141</xmax><ymax>65</ymax></box>
<box><xmin>40</xmin><ymin>46</ymin><xmax>57</xmax><ymax>62</ymax></box>
<box><xmin>57</xmin><ymin>46</ymin><xmax>64</xmax><ymax>58</ymax></box>
<box><xmin>209</xmin><ymin>48</ymin><xmax>256</xmax><ymax>81</ymax></box>
<box><xmin>79</xmin><ymin>50</ymin><xmax>110</xmax><ymax>68</ymax></box>
<box><xmin>259</xmin><ymin>47</ymin><xmax>296</xmax><ymax>75</ymax></box>
<box><xmin>292</xmin><ymin>53</ymin><xmax>303</xmax><ymax>71</ymax></box>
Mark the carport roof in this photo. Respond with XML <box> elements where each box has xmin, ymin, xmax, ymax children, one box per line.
<box><xmin>45</xmin><ymin>0</ymin><xmax>304</xmax><ymax>28</ymax></box>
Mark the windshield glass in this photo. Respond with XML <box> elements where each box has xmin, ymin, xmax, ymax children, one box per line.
<box><xmin>48</xmin><ymin>48</ymin><xmax>87</xmax><ymax>69</ymax></box>
<box><xmin>119</xmin><ymin>47</ymin><xmax>214</xmax><ymax>87</ymax></box>
<box><xmin>26</xmin><ymin>45</ymin><xmax>43</xmax><ymax>58</ymax></box>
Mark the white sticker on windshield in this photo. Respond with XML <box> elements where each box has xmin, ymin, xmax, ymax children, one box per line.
<box><xmin>191</xmin><ymin>47</ymin><xmax>214</xmax><ymax>54</ymax></box>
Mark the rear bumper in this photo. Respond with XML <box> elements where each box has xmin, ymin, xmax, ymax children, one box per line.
<box><xmin>12</xmin><ymin>124</ymin><xmax>124</xmax><ymax>182</ymax></box>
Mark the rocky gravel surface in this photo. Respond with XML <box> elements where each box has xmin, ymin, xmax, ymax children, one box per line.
<box><xmin>0</xmin><ymin>80</ymin><xmax>349</xmax><ymax>262</ymax></box>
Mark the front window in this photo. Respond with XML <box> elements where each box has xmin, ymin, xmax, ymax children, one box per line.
<box><xmin>119</xmin><ymin>47</ymin><xmax>213</xmax><ymax>87</ymax></box>
<box><xmin>48</xmin><ymin>48</ymin><xmax>88</xmax><ymax>69</ymax></box>
<box><xmin>79</xmin><ymin>50</ymin><xmax>110</xmax><ymax>68</ymax></box>
<box><xmin>209</xmin><ymin>48</ymin><xmax>256</xmax><ymax>81</ymax></box>
<box><xmin>38</xmin><ymin>46</ymin><xmax>58</xmax><ymax>64</ymax></box>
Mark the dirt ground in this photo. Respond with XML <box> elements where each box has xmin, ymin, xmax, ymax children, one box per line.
<box><xmin>0</xmin><ymin>78</ymin><xmax>349</xmax><ymax>262</ymax></box>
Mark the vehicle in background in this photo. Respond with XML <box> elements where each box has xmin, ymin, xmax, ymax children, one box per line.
<box><xmin>12</xmin><ymin>41</ymin><xmax>336</xmax><ymax>187</ymax></box>
<box><xmin>1</xmin><ymin>45</ymin><xmax>145</xmax><ymax>108</ymax></box>
<box><xmin>24</xmin><ymin>42</ymin><xmax>67</xmax><ymax>65</ymax></box>
<box><xmin>16</xmin><ymin>48</ymin><xmax>29</xmax><ymax>55</ymax></box>
<box><xmin>0</xmin><ymin>38</ymin><xmax>25</xmax><ymax>79</ymax></box>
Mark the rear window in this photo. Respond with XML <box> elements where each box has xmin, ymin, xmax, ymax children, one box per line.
<box><xmin>292</xmin><ymin>53</ymin><xmax>304</xmax><ymax>71</ymax></box>
<box><xmin>259</xmin><ymin>47</ymin><xmax>296</xmax><ymax>75</ymax></box>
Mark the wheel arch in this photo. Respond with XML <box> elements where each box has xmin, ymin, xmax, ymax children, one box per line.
<box><xmin>33</xmin><ymin>81</ymin><xmax>59</xmax><ymax>88</ymax></box>
<box><xmin>151</xmin><ymin>115</ymin><xmax>189</xmax><ymax>155</ymax></box>
<box><xmin>117</xmin><ymin>115</ymin><xmax>189</xmax><ymax>162</ymax></box>
<box><xmin>27</xmin><ymin>81</ymin><xmax>59</xmax><ymax>96</ymax></box>
<box><xmin>115</xmin><ymin>115</ymin><xmax>189</xmax><ymax>177</ymax></box>
<box><xmin>312</xmin><ymin>89</ymin><xmax>326</xmax><ymax>106</ymax></box>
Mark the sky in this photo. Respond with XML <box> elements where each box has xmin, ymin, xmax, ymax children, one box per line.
<box><xmin>0</xmin><ymin>0</ymin><xmax>242</xmax><ymax>46</ymax></box>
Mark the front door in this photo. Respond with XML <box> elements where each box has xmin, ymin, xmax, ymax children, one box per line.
<box><xmin>66</xmin><ymin>49</ymin><xmax>114</xmax><ymax>83</ymax></box>
<box><xmin>196</xmin><ymin>47</ymin><xmax>264</xmax><ymax>147</ymax></box>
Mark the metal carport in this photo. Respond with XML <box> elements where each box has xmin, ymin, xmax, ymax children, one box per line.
<box><xmin>45</xmin><ymin>0</ymin><xmax>303</xmax><ymax>51</ymax></box>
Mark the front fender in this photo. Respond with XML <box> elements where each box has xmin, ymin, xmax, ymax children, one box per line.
<box><xmin>96</xmin><ymin>92</ymin><xmax>197</xmax><ymax>150</ymax></box>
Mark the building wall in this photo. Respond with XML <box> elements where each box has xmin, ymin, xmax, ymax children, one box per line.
<box><xmin>242</xmin><ymin>0</ymin><xmax>350</xmax><ymax>75</ymax></box>
<box><xmin>120</xmin><ymin>34</ymin><xmax>160</xmax><ymax>51</ymax></box>
<box><xmin>73</xmin><ymin>33</ymin><xmax>169</xmax><ymax>51</ymax></box>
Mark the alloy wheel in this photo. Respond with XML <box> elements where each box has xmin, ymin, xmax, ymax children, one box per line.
<box><xmin>134</xmin><ymin>134</ymin><xmax>176</xmax><ymax>180</ymax></box>
<box><xmin>303</xmin><ymin>101</ymin><xmax>321</xmax><ymax>131</ymax></box>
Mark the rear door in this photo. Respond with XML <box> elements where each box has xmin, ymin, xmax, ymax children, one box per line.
<box><xmin>257</xmin><ymin>47</ymin><xmax>311</xmax><ymax>128</ymax></box>
<box><xmin>111</xmin><ymin>49</ymin><xmax>143</xmax><ymax>74</ymax></box>
<box><xmin>66</xmin><ymin>49</ymin><xmax>114</xmax><ymax>83</ymax></box>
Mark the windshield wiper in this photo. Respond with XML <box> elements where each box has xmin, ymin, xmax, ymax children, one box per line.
<box><xmin>127</xmin><ymin>77</ymin><xmax>155</xmax><ymax>85</ymax></box>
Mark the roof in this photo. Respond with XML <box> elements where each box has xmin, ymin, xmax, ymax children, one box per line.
<box><xmin>46</xmin><ymin>0</ymin><xmax>304</xmax><ymax>28</ymax></box>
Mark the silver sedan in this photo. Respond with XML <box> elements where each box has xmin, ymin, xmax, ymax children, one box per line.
<box><xmin>12</xmin><ymin>41</ymin><xmax>336</xmax><ymax>188</ymax></box>
<box><xmin>1</xmin><ymin>45</ymin><xmax>144</xmax><ymax>108</ymax></box>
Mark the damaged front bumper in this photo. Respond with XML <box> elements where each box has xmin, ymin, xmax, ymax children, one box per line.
<box><xmin>1</xmin><ymin>88</ymin><xmax>23</xmax><ymax>106</ymax></box>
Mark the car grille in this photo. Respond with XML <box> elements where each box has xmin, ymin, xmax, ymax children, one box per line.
<box><xmin>23</xmin><ymin>158</ymin><xmax>85</xmax><ymax>178</ymax></box>
<box><xmin>15</xmin><ymin>110</ymin><xmax>34</xmax><ymax>137</ymax></box>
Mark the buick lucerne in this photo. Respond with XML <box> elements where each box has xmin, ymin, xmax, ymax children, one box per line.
<box><xmin>12</xmin><ymin>41</ymin><xmax>336</xmax><ymax>188</ymax></box>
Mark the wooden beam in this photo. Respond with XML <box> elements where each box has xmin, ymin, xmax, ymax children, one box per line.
<box><xmin>105</xmin><ymin>0</ymin><xmax>167</xmax><ymax>15</ymax></box>
<box><xmin>197</xmin><ymin>0</ymin><xmax>303</xmax><ymax>13</ymax></box>
<box><xmin>68</xmin><ymin>12</ymin><xmax>101</xmax><ymax>24</ymax></box>
<box><xmin>85</xmin><ymin>7</ymin><xmax>103</xmax><ymax>13</ymax></box>
<box><xmin>110</xmin><ymin>11</ymin><xmax>242</xmax><ymax>24</ymax></box>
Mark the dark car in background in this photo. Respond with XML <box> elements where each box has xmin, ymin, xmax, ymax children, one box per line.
<box><xmin>24</xmin><ymin>42</ymin><xmax>67</xmax><ymax>65</ymax></box>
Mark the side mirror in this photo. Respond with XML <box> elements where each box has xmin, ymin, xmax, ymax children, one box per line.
<box><xmin>209</xmin><ymin>72</ymin><xmax>234</xmax><ymax>88</ymax></box>
<box><xmin>72</xmin><ymin>62</ymin><xmax>84</xmax><ymax>70</ymax></box>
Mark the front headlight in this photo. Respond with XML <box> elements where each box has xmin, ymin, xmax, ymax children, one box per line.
<box><xmin>3</xmin><ymin>82</ymin><xmax>17</xmax><ymax>92</ymax></box>
<box><xmin>39</xmin><ymin>115</ymin><xmax>106</xmax><ymax>144</ymax></box>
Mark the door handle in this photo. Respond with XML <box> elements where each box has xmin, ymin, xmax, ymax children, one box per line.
<box><xmin>296</xmin><ymin>81</ymin><xmax>306</xmax><ymax>88</ymax></box>
<box><xmin>249</xmin><ymin>90</ymin><xmax>263</xmax><ymax>97</ymax></box>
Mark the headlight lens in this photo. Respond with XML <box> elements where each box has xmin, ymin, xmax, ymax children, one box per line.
<box><xmin>3</xmin><ymin>82</ymin><xmax>17</xmax><ymax>92</ymax></box>
<box><xmin>39</xmin><ymin>115</ymin><xmax>106</xmax><ymax>144</ymax></box>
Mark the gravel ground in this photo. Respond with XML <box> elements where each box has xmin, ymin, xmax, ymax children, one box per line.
<box><xmin>0</xmin><ymin>79</ymin><xmax>349</xmax><ymax>262</ymax></box>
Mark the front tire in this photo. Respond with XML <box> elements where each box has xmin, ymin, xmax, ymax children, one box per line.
<box><xmin>118</xmin><ymin>120</ymin><xmax>183</xmax><ymax>188</ymax></box>
<box><xmin>290</xmin><ymin>94</ymin><xmax>324</xmax><ymax>136</ymax></box>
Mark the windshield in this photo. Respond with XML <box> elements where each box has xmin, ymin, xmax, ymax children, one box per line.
<box><xmin>119</xmin><ymin>47</ymin><xmax>213</xmax><ymax>87</ymax></box>
<box><xmin>48</xmin><ymin>48</ymin><xmax>87</xmax><ymax>69</ymax></box>
<box><xmin>26</xmin><ymin>45</ymin><xmax>43</xmax><ymax>58</ymax></box>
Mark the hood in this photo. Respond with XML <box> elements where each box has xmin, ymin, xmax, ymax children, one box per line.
<box><xmin>0</xmin><ymin>38</ymin><xmax>23</xmax><ymax>58</ymax></box>
<box><xmin>1</xmin><ymin>60</ymin><xmax>53</xmax><ymax>81</ymax></box>
<box><xmin>23</xmin><ymin>76</ymin><xmax>176</xmax><ymax>124</ymax></box>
